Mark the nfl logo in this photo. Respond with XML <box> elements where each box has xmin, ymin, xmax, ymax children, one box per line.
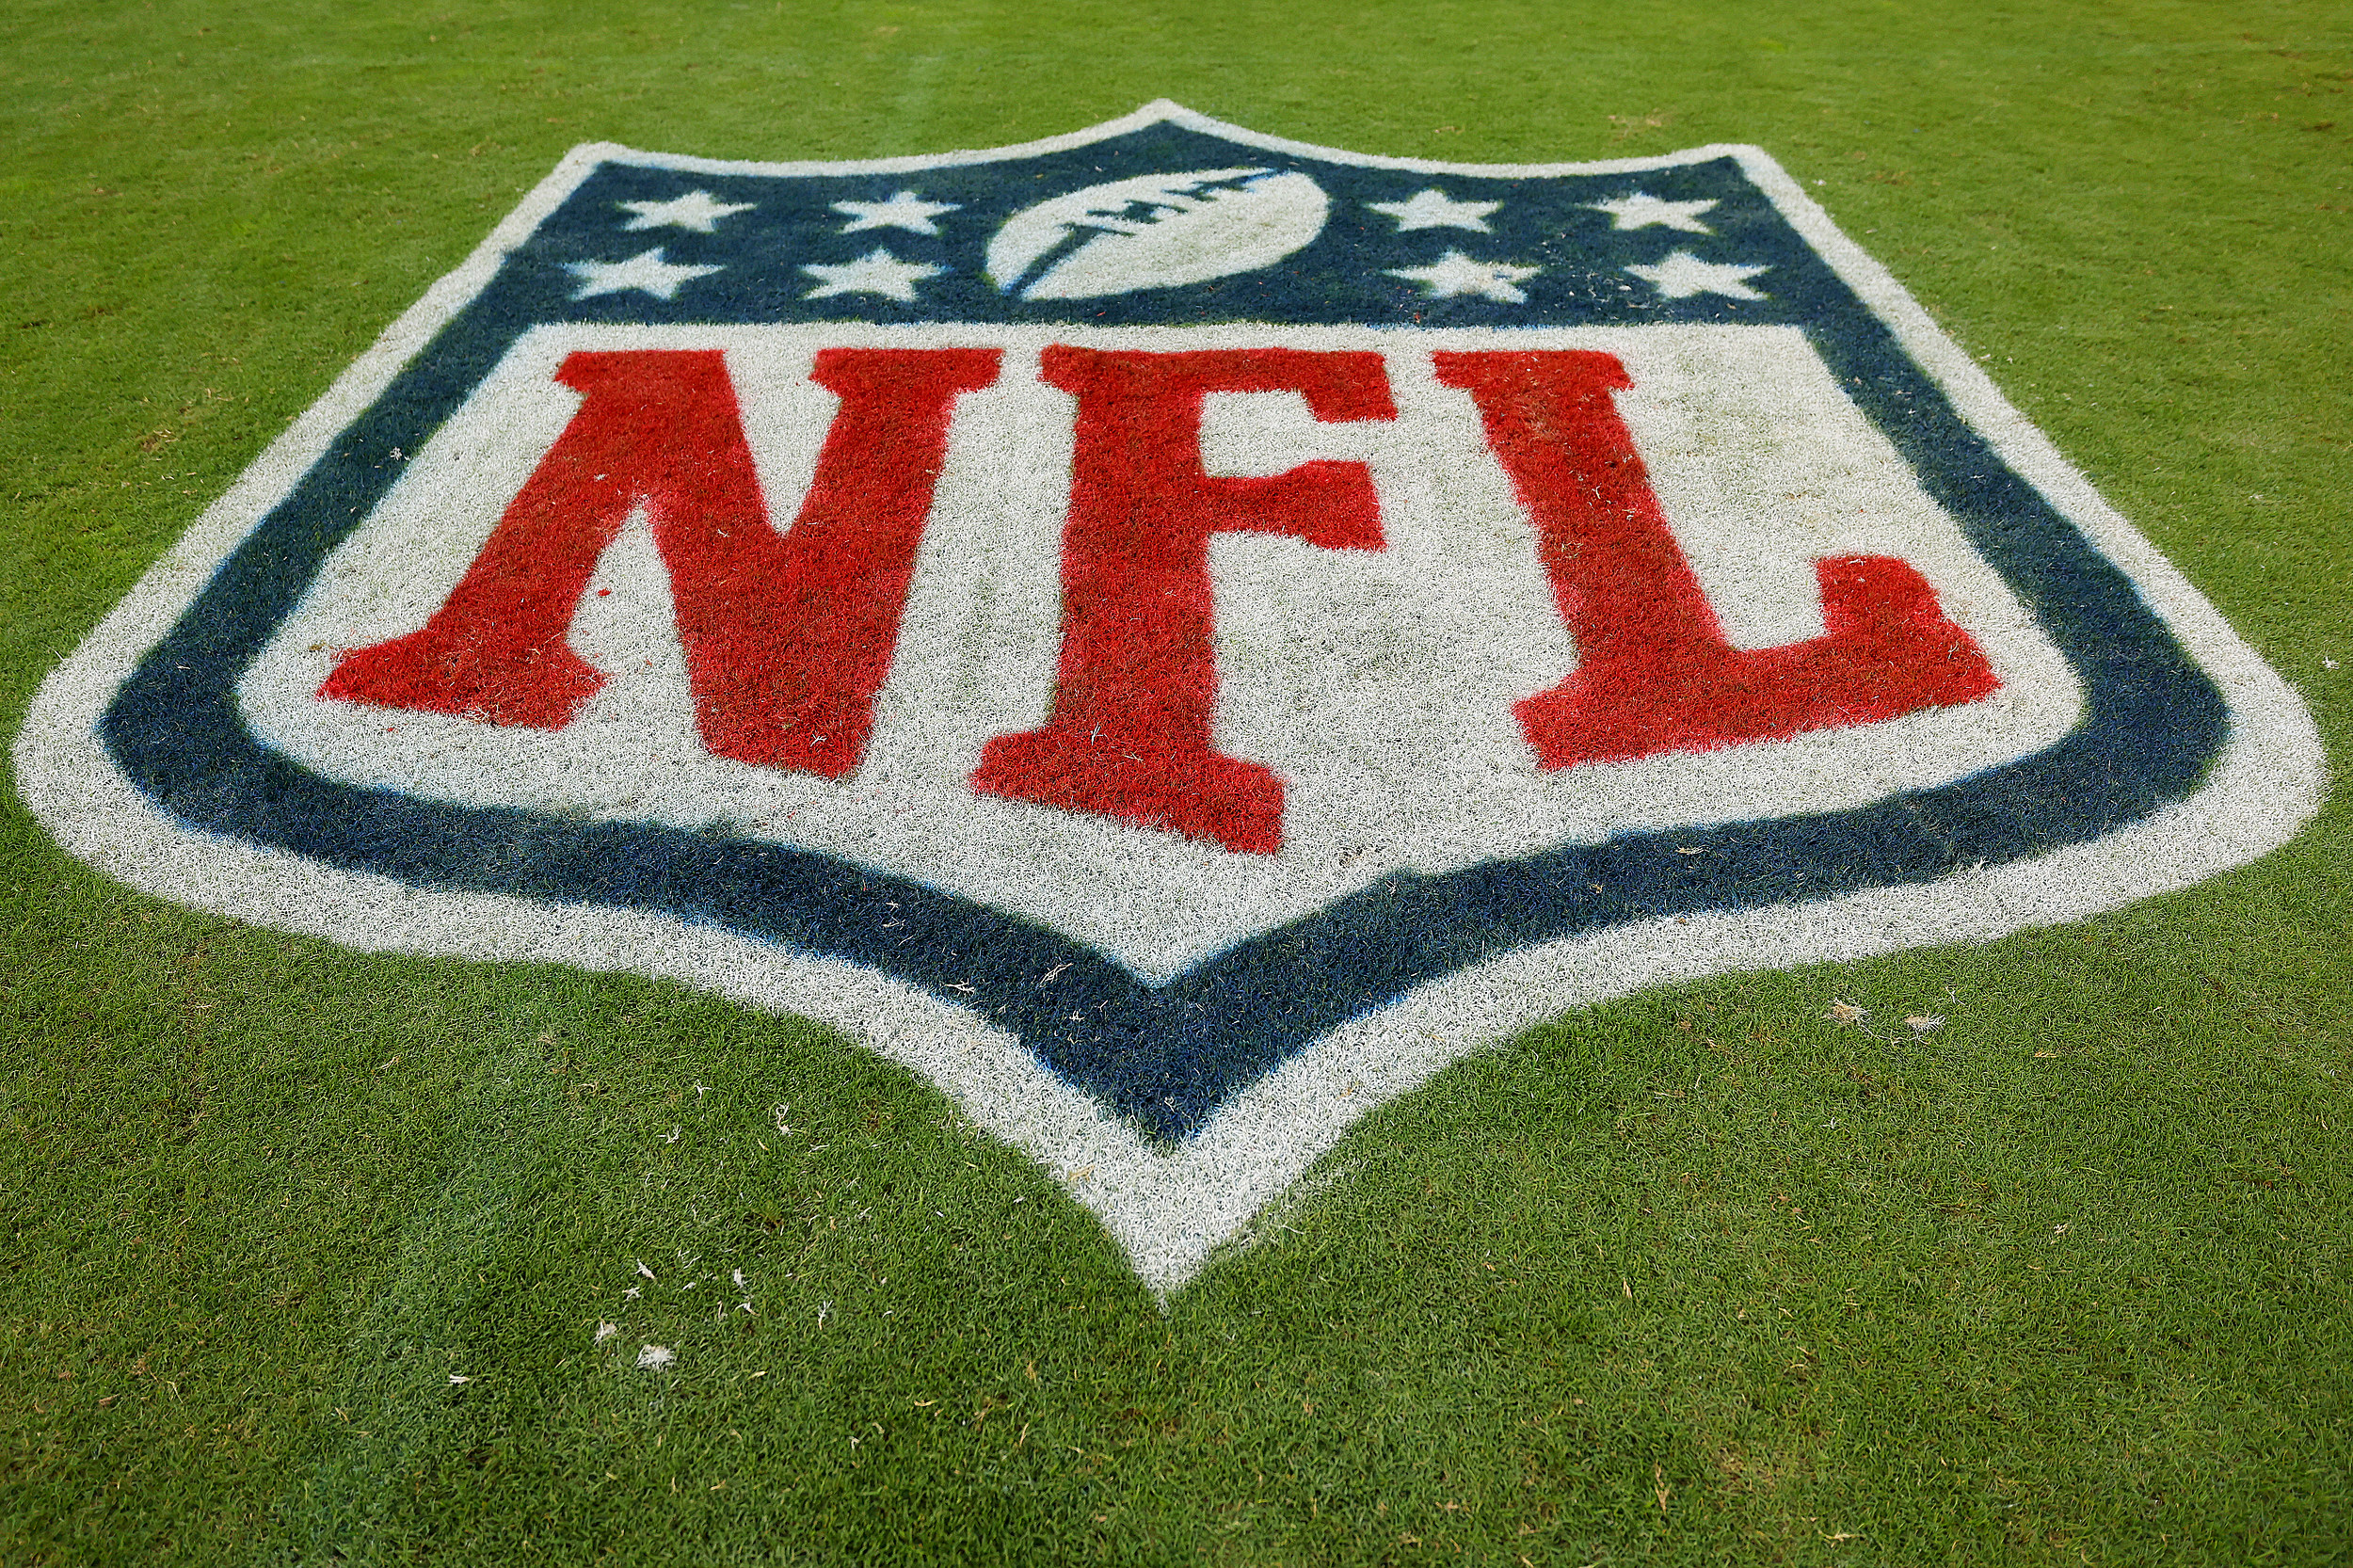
<box><xmin>20</xmin><ymin>104</ymin><xmax>2319</xmax><ymax>1289</ymax></box>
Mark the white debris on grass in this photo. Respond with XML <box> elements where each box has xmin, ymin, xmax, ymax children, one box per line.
<box><xmin>636</xmin><ymin>1344</ymin><xmax>676</xmax><ymax>1370</ymax></box>
<box><xmin>595</xmin><ymin>1321</ymin><xmax>618</xmax><ymax>1342</ymax></box>
<box><xmin>1825</xmin><ymin>998</ymin><xmax>1867</xmax><ymax>1024</ymax></box>
<box><xmin>1905</xmin><ymin>1014</ymin><xmax>1945</xmax><ymax>1033</ymax></box>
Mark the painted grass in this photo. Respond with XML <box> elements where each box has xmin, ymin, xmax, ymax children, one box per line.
<box><xmin>3</xmin><ymin>0</ymin><xmax>2347</xmax><ymax>1562</ymax></box>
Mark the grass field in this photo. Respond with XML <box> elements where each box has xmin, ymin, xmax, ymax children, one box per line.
<box><xmin>4</xmin><ymin>1</ymin><xmax>2349</xmax><ymax>1562</ymax></box>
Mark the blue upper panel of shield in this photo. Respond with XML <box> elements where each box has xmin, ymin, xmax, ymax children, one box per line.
<box><xmin>511</xmin><ymin>124</ymin><xmax>1812</xmax><ymax>330</ymax></box>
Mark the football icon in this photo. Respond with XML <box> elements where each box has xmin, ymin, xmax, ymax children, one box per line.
<box><xmin>986</xmin><ymin>167</ymin><xmax>1330</xmax><ymax>300</ymax></box>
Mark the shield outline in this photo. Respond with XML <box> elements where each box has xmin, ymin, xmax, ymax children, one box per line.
<box><xmin>15</xmin><ymin>102</ymin><xmax>2323</xmax><ymax>1291</ymax></box>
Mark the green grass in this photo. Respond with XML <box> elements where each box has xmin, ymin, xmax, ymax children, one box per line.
<box><xmin>3</xmin><ymin>0</ymin><xmax>2348</xmax><ymax>1562</ymax></box>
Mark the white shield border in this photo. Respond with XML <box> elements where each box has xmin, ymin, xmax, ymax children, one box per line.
<box><xmin>15</xmin><ymin>102</ymin><xmax>2325</xmax><ymax>1293</ymax></box>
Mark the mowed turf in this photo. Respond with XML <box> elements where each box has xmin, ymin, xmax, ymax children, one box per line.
<box><xmin>2</xmin><ymin>1</ymin><xmax>2348</xmax><ymax>1562</ymax></box>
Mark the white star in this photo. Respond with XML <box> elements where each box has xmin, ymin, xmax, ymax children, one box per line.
<box><xmin>831</xmin><ymin>190</ymin><xmax>962</xmax><ymax>235</ymax></box>
<box><xmin>617</xmin><ymin>189</ymin><xmax>755</xmax><ymax>232</ymax></box>
<box><xmin>1588</xmin><ymin>192</ymin><xmax>1719</xmax><ymax>233</ymax></box>
<box><xmin>1368</xmin><ymin>188</ymin><xmax>1501</xmax><ymax>232</ymax></box>
<box><xmin>1386</xmin><ymin>248</ymin><xmax>1541</xmax><ymax>304</ymax></box>
<box><xmin>563</xmin><ymin>248</ymin><xmax>723</xmax><ymax>301</ymax></box>
<box><xmin>800</xmin><ymin>247</ymin><xmax>944</xmax><ymax>302</ymax></box>
<box><xmin>1625</xmin><ymin>249</ymin><xmax>1769</xmax><ymax>300</ymax></box>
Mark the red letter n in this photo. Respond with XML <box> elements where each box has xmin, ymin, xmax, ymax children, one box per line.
<box><xmin>320</xmin><ymin>346</ymin><xmax>1000</xmax><ymax>776</ymax></box>
<box><xmin>1433</xmin><ymin>349</ymin><xmax>1998</xmax><ymax>770</ymax></box>
<box><xmin>970</xmin><ymin>347</ymin><xmax>1395</xmax><ymax>854</ymax></box>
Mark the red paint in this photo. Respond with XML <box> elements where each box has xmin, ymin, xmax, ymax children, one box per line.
<box><xmin>1433</xmin><ymin>349</ymin><xmax>1998</xmax><ymax>769</ymax></box>
<box><xmin>971</xmin><ymin>346</ymin><xmax>1395</xmax><ymax>854</ymax></box>
<box><xmin>322</xmin><ymin>345</ymin><xmax>1000</xmax><ymax>776</ymax></box>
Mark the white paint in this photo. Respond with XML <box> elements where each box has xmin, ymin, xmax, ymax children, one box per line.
<box><xmin>986</xmin><ymin>168</ymin><xmax>1329</xmax><ymax>300</ymax></box>
<box><xmin>1588</xmin><ymin>192</ymin><xmax>1718</xmax><ymax>232</ymax></box>
<box><xmin>1625</xmin><ymin>249</ymin><xmax>1769</xmax><ymax>301</ymax></box>
<box><xmin>563</xmin><ymin>248</ymin><xmax>724</xmax><ymax>302</ymax></box>
<box><xmin>831</xmin><ymin>189</ymin><xmax>962</xmax><ymax>235</ymax></box>
<box><xmin>618</xmin><ymin>190</ymin><xmax>756</xmax><ymax>233</ymax></box>
<box><xmin>1368</xmin><ymin>188</ymin><xmax>1500</xmax><ymax>232</ymax></box>
<box><xmin>799</xmin><ymin>247</ymin><xmax>943</xmax><ymax>302</ymax></box>
<box><xmin>15</xmin><ymin>104</ymin><xmax>2326</xmax><ymax>1296</ymax></box>
<box><xmin>1385</xmin><ymin>249</ymin><xmax>1542</xmax><ymax>303</ymax></box>
<box><xmin>235</xmin><ymin>321</ymin><xmax>2081</xmax><ymax>984</ymax></box>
